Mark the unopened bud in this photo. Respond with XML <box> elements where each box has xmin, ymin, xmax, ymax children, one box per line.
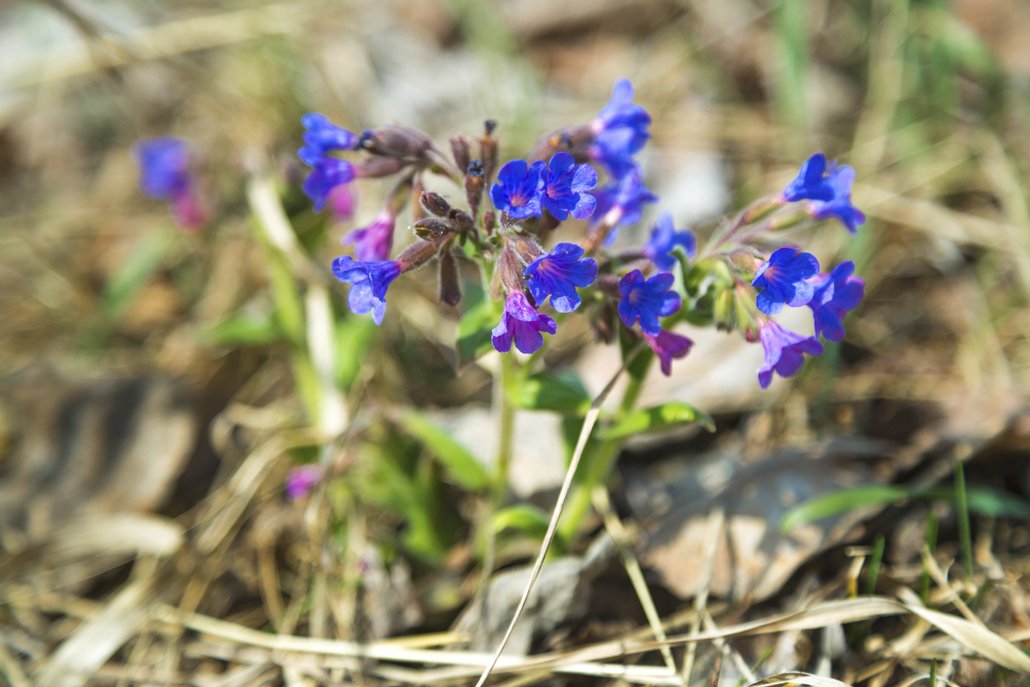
<box><xmin>483</xmin><ymin>210</ymin><xmax>496</xmax><ymax>236</ymax></box>
<box><xmin>360</xmin><ymin>124</ymin><xmax>432</xmax><ymax>160</ymax></box>
<box><xmin>356</xmin><ymin>157</ymin><xmax>408</xmax><ymax>178</ymax></box>
<box><xmin>465</xmin><ymin>161</ymin><xmax>484</xmax><ymax>216</ymax></box>
<box><xmin>412</xmin><ymin>217</ymin><xmax>454</xmax><ymax>240</ymax></box>
<box><xmin>450</xmin><ymin>136</ymin><xmax>471</xmax><ymax>175</ymax></box>
<box><xmin>420</xmin><ymin>191</ymin><xmax>451</xmax><ymax>217</ymax></box>
<box><xmin>396</xmin><ymin>239</ymin><xmax>442</xmax><ymax>272</ymax></box>
<box><xmin>448</xmin><ymin>208</ymin><xmax>475</xmax><ymax>233</ymax></box>
<box><xmin>438</xmin><ymin>248</ymin><xmax>462</xmax><ymax>307</ymax></box>
<box><xmin>480</xmin><ymin>135</ymin><xmax>498</xmax><ymax>186</ymax></box>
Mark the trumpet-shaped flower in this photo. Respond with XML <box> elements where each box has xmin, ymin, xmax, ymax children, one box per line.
<box><xmin>330</xmin><ymin>257</ymin><xmax>401</xmax><ymax>325</ymax></box>
<box><xmin>644</xmin><ymin>329</ymin><xmax>694</xmax><ymax>376</ymax></box>
<box><xmin>757</xmin><ymin>320</ymin><xmax>824</xmax><ymax>388</ymax></box>
<box><xmin>524</xmin><ymin>242</ymin><xmax>598</xmax><ymax>313</ymax></box>
<box><xmin>343</xmin><ymin>210</ymin><xmax>395</xmax><ymax>261</ymax></box>
<box><xmin>490</xmin><ymin>159</ymin><xmax>545</xmax><ymax>220</ymax></box>
<box><xmin>644</xmin><ymin>213</ymin><xmax>696</xmax><ymax>270</ymax></box>
<box><xmin>540</xmin><ymin>152</ymin><xmax>598</xmax><ymax>220</ymax></box>
<box><xmin>618</xmin><ymin>270</ymin><xmax>681</xmax><ymax>336</ymax></box>
<box><xmin>808</xmin><ymin>261</ymin><xmax>865</xmax><ymax>341</ymax></box>
<box><xmin>491</xmin><ymin>292</ymin><xmax>557</xmax><ymax>354</ymax></box>
<box><xmin>752</xmin><ymin>246</ymin><xmax>819</xmax><ymax>315</ymax></box>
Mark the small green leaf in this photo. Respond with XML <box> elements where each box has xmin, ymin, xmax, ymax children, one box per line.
<box><xmin>102</xmin><ymin>230</ymin><xmax>176</xmax><ymax>320</ymax></box>
<box><xmin>202</xmin><ymin>311</ymin><xmax>283</xmax><ymax>346</ymax></box>
<box><xmin>492</xmin><ymin>504</ymin><xmax>550</xmax><ymax>539</ymax></box>
<box><xmin>456</xmin><ymin>297</ymin><xmax>501</xmax><ymax>369</ymax></box>
<box><xmin>397</xmin><ymin>410</ymin><xmax>488</xmax><ymax>490</ymax></box>
<box><xmin>335</xmin><ymin>316</ymin><xmax>377</xmax><ymax>390</ymax></box>
<box><xmin>780</xmin><ymin>485</ymin><xmax>910</xmax><ymax>532</ymax></box>
<box><xmin>598</xmin><ymin>402</ymin><xmax>714</xmax><ymax>440</ymax></box>
<box><xmin>511</xmin><ymin>370</ymin><xmax>591</xmax><ymax>415</ymax></box>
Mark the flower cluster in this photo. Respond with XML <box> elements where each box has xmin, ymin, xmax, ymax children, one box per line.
<box><xmin>287</xmin><ymin>85</ymin><xmax>864</xmax><ymax>386</ymax></box>
<box><xmin>135</xmin><ymin>137</ymin><xmax>207</xmax><ymax>230</ymax></box>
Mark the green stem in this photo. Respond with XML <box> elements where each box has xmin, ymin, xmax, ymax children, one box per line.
<box><xmin>494</xmin><ymin>352</ymin><xmax>519</xmax><ymax>503</ymax></box>
<box><xmin>557</xmin><ymin>370</ymin><xmax>646</xmax><ymax>542</ymax></box>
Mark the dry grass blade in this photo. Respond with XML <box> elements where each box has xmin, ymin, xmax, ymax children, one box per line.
<box><xmin>898</xmin><ymin>590</ymin><xmax>1030</xmax><ymax>674</ymax></box>
<box><xmin>745</xmin><ymin>673</ymin><xmax>854</xmax><ymax>687</ymax></box>
<box><xmin>34</xmin><ymin>572</ymin><xmax>159</xmax><ymax>687</ymax></box>
<box><xmin>472</xmin><ymin>345</ymin><xmax>643</xmax><ymax>687</ymax></box>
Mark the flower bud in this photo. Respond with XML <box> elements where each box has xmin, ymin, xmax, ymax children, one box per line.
<box><xmin>480</xmin><ymin>123</ymin><xmax>498</xmax><ymax>185</ymax></box>
<box><xmin>448</xmin><ymin>208</ymin><xmax>475</xmax><ymax>234</ymax></box>
<box><xmin>420</xmin><ymin>191</ymin><xmax>451</xmax><ymax>217</ymax></box>
<box><xmin>356</xmin><ymin>157</ymin><xmax>408</xmax><ymax>178</ymax></box>
<box><xmin>396</xmin><ymin>239</ymin><xmax>443</xmax><ymax>272</ymax></box>
<box><xmin>450</xmin><ymin>135</ymin><xmax>471</xmax><ymax>176</ymax></box>
<box><xmin>438</xmin><ymin>247</ymin><xmax>462</xmax><ymax>307</ymax></box>
<box><xmin>412</xmin><ymin>217</ymin><xmax>454</xmax><ymax>240</ymax></box>
<box><xmin>359</xmin><ymin>124</ymin><xmax>433</xmax><ymax>160</ymax></box>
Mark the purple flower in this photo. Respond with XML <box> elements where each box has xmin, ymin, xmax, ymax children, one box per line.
<box><xmin>492</xmin><ymin>292</ymin><xmax>557</xmax><ymax>354</ymax></box>
<box><xmin>589</xmin><ymin>79</ymin><xmax>651</xmax><ymax>177</ymax></box>
<box><xmin>752</xmin><ymin>246</ymin><xmax>820</xmax><ymax>315</ymax></box>
<box><xmin>303</xmin><ymin>157</ymin><xmax>356</xmax><ymax>212</ymax></box>
<box><xmin>782</xmin><ymin>152</ymin><xmax>834</xmax><ymax>202</ymax></box>
<box><xmin>285</xmin><ymin>464</ymin><xmax>324</xmax><ymax>500</ymax></box>
<box><xmin>343</xmin><ymin>210</ymin><xmax>395</xmax><ymax>261</ymax></box>
<box><xmin>524</xmin><ymin>242</ymin><xmax>598</xmax><ymax>313</ymax></box>
<box><xmin>643</xmin><ymin>213</ymin><xmax>696</xmax><ymax>270</ymax></box>
<box><xmin>644</xmin><ymin>329</ymin><xmax>694</xmax><ymax>376</ymax></box>
<box><xmin>135</xmin><ymin>137</ymin><xmax>207</xmax><ymax>231</ymax></box>
<box><xmin>327</xmin><ymin>184</ymin><xmax>357</xmax><ymax>221</ymax></box>
<box><xmin>808</xmin><ymin>261</ymin><xmax>865</xmax><ymax>342</ymax></box>
<box><xmin>757</xmin><ymin>320</ymin><xmax>824</xmax><ymax>389</ymax></box>
<box><xmin>490</xmin><ymin>159</ymin><xmax>545</xmax><ymax>220</ymax></box>
<box><xmin>809</xmin><ymin>165</ymin><xmax>865</xmax><ymax>234</ymax></box>
<box><xmin>299</xmin><ymin>113</ymin><xmax>359</xmax><ymax>212</ymax></box>
<box><xmin>593</xmin><ymin>165</ymin><xmax>659</xmax><ymax>230</ymax></box>
<box><xmin>540</xmin><ymin>152</ymin><xmax>598</xmax><ymax>221</ymax></box>
<box><xmin>298</xmin><ymin>113</ymin><xmax>358</xmax><ymax>166</ymax></box>
<box><xmin>618</xmin><ymin>270</ymin><xmax>681</xmax><ymax>336</ymax></box>
<box><xmin>136</xmin><ymin>137</ymin><xmax>191</xmax><ymax>199</ymax></box>
<box><xmin>330</xmin><ymin>257</ymin><xmax>401</xmax><ymax>325</ymax></box>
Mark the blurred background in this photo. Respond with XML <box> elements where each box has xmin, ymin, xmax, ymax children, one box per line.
<box><xmin>2</xmin><ymin>1</ymin><xmax>1030</xmax><ymax>685</ymax></box>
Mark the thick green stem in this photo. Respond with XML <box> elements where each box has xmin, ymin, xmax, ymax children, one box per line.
<box><xmin>557</xmin><ymin>371</ymin><xmax>646</xmax><ymax>542</ymax></box>
<box><xmin>493</xmin><ymin>352</ymin><xmax>519</xmax><ymax>503</ymax></box>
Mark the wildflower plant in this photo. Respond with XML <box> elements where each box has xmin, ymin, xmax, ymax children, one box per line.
<box><xmin>271</xmin><ymin>79</ymin><xmax>868</xmax><ymax>548</ymax></box>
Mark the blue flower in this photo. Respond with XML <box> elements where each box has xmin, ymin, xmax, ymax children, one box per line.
<box><xmin>343</xmin><ymin>210</ymin><xmax>395</xmax><ymax>261</ymax></box>
<box><xmin>752</xmin><ymin>246</ymin><xmax>820</xmax><ymax>315</ymax></box>
<box><xmin>299</xmin><ymin>113</ymin><xmax>359</xmax><ymax>212</ymax></box>
<box><xmin>524</xmin><ymin>242</ymin><xmax>598</xmax><ymax>313</ymax></box>
<box><xmin>540</xmin><ymin>152</ymin><xmax>598</xmax><ymax>221</ymax></box>
<box><xmin>618</xmin><ymin>270</ymin><xmax>681</xmax><ymax>336</ymax></box>
<box><xmin>808</xmin><ymin>261</ymin><xmax>865</xmax><ymax>342</ymax></box>
<box><xmin>757</xmin><ymin>320</ymin><xmax>824</xmax><ymax>389</ymax></box>
<box><xmin>136</xmin><ymin>137</ymin><xmax>191</xmax><ymax>199</ymax></box>
<box><xmin>303</xmin><ymin>158</ymin><xmax>356</xmax><ymax>212</ymax></box>
<box><xmin>809</xmin><ymin>165</ymin><xmax>865</xmax><ymax>234</ymax></box>
<box><xmin>135</xmin><ymin>137</ymin><xmax>207</xmax><ymax>230</ymax></box>
<box><xmin>589</xmin><ymin>79</ymin><xmax>651</xmax><ymax>177</ymax></box>
<box><xmin>298</xmin><ymin>113</ymin><xmax>357</xmax><ymax>166</ymax></box>
<box><xmin>490</xmin><ymin>159</ymin><xmax>545</xmax><ymax>220</ymax></box>
<box><xmin>492</xmin><ymin>292</ymin><xmax>557</xmax><ymax>354</ymax></box>
<box><xmin>593</xmin><ymin>165</ymin><xmax>659</xmax><ymax>230</ymax></box>
<box><xmin>782</xmin><ymin>152</ymin><xmax>834</xmax><ymax>202</ymax></box>
<box><xmin>643</xmin><ymin>213</ymin><xmax>696</xmax><ymax>270</ymax></box>
<box><xmin>330</xmin><ymin>257</ymin><xmax>401</xmax><ymax>325</ymax></box>
<box><xmin>644</xmin><ymin>329</ymin><xmax>694</xmax><ymax>376</ymax></box>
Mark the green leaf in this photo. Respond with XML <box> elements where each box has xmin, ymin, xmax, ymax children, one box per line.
<box><xmin>492</xmin><ymin>504</ymin><xmax>550</xmax><ymax>539</ymax></box>
<box><xmin>456</xmin><ymin>297</ymin><xmax>501</xmax><ymax>369</ymax></box>
<box><xmin>922</xmin><ymin>486</ymin><xmax>1030</xmax><ymax>519</ymax></box>
<box><xmin>780</xmin><ymin>485</ymin><xmax>910</xmax><ymax>532</ymax></box>
<box><xmin>397</xmin><ymin>410</ymin><xmax>488</xmax><ymax>490</ymax></box>
<box><xmin>102</xmin><ymin>230</ymin><xmax>176</xmax><ymax>320</ymax></box>
<box><xmin>334</xmin><ymin>316</ymin><xmax>377</xmax><ymax>390</ymax></box>
<box><xmin>598</xmin><ymin>402</ymin><xmax>714</xmax><ymax>440</ymax></box>
<box><xmin>511</xmin><ymin>369</ymin><xmax>591</xmax><ymax>415</ymax></box>
<box><xmin>201</xmin><ymin>310</ymin><xmax>283</xmax><ymax>346</ymax></box>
